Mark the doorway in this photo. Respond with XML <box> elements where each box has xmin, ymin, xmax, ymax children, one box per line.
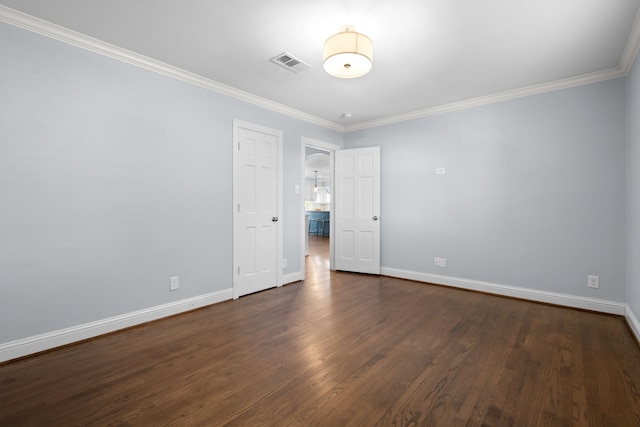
<box><xmin>301</xmin><ymin>138</ymin><xmax>340</xmax><ymax>279</ymax></box>
<box><xmin>300</xmin><ymin>140</ymin><xmax>381</xmax><ymax>278</ymax></box>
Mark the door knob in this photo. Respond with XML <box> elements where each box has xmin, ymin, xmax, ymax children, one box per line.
<box><xmin>272</xmin><ymin>217</ymin><xmax>279</xmax><ymax>222</ymax></box>
<box><xmin>373</xmin><ymin>216</ymin><xmax>379</xmax><ymax>220</ymax></box>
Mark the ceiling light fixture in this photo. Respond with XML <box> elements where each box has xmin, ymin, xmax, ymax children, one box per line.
<box><xmin>314</xmin><ymin>170</ymin><xmax>318</xmax><ymax>192</ymax></box>
<box><xmin>323</xmin><ymin>25</ymin><xmax>373</xmax><ymax>78</ymax></box>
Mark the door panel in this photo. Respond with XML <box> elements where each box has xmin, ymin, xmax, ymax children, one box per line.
<box><xmin>335</xmin><ymin>147</ymin><xmax>380</xmax><ymax>274</ymax></box>
<box><xmin>340</xmin><ymin>230</ymin><xmax>355</xmax><ymax>260</ymax></box>
<box><xmin>233</xmin><ymin>121</ymin><xmax>282</xmax><ymax>297</ymax></box>
<box><xmin>359</xmin><ymin>231</ymin><xmax>374</xmax><ymax>261</ymax></box>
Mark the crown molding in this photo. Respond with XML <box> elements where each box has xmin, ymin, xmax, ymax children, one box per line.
<box><xmin>344</xmin><ymin>67</ymin><xmax>626</xmax><ymax>132</ymax></box>
<box><xmin>3</xmin><ymin>4</ymin><xmax>640</xmax><ymax>135</ymax></box>
<box><xmin>621</xmin><ymin>6</ymin><xmax>640</xmax><ymax>73</ymax></box>
<box><xmin>0</xmin><ymin>5</ymin><xmax>344</xmax><ymax>133</ymax></box>
<box><xmin>346</xmin><ymin>7</ymin><xmax>640</xmax><ymax>132</ymax></box>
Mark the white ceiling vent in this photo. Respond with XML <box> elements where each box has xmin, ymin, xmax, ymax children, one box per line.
<box><xmin>270</xmin><ymin>52</ymin><xmax>311</xmax><ymax>73</ymax></box>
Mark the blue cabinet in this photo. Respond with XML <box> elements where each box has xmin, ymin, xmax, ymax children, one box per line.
<box><xmin>306</xmin><ymin>211</ymin><xmax>330</xmax><ymax>235</ymax></box>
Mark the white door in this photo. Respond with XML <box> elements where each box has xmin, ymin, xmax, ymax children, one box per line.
<box><xmin>334</xmin><ymin>147</ymin><xmax>380</xmax><ymax>274</ymax></box>
<box><xmin>233</xmin><ymin>120</ymin><xmax>283</xmax><ymax>298</ymax></box>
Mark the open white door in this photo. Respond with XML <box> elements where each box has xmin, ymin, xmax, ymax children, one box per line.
<box><xmin>233</xmin><ymin>120</ymin><xmax>283</xmax><ymax>298</ymax></box>
<box><xmin>334</xmin><ymin>147</ymin><xmax>380</xmax><ymax>274</ymax></box>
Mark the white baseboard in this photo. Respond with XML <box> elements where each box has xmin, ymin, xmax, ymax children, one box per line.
<box><xmin>3</xmin><ymin>273</ymin><xmax>630</xmax><ymax>364</ymax></box>
<box><xmin>0</xmin><ymin>289</ymin><xmax>233</xmax><ymax>363</ymax></box>
<box><xmin>626</xmin><ymin>304</ymin><xmax>640</xmax><ymax>343</ymax></box>
<box><xmin>282</xmin><ymin>272</ymin><xmax>304</xmax><ymax>285</ymax></box>
<box><xmin>381</xmin><ymin>267</ymin><xmax>626</xmax><ymax>315</ymax></box>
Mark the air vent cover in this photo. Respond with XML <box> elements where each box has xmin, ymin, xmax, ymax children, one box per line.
<box><xmin>270</xmin><ymin>52</ymin><xmax>311</xmax><ymax>73</ymax></box>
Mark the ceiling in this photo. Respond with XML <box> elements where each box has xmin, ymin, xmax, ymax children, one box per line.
<box><xmin>305</xmin><ymin>151</ymin><xmax>331</xmax><ymax>180</ymax></box>
<box><xmin>2</xmin><ymin>0</ymin><xmax>640</xmax><ymax>131</ymax></box>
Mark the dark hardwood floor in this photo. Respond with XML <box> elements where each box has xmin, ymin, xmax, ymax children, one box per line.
<box><xmin>2</xmin><ymin>235</ymin><xmax>640</xmax><ymax>426</ymax></box>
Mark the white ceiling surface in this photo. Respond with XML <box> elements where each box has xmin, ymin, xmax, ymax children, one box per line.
<box><xmin>2</xmin><ymin>0</ymin><xmax>640</xmax><ymax>131</ymax></box>
<box><xmin>305</xmin><ymin>153</ymin><xmax>331</xmax><ymax>180</ymax></box>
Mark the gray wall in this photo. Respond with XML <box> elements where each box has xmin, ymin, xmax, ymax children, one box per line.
<box><xmin>628</xmin><ymin>52</ymin><xmax>640</xmax><ymax>317</ymax></box>
<box><xmin>0</xmin><ymin>22</ymin><xmax>342</xmax><ymax>343</ymax></box>
<box><xmin>1</xmin><ymin>17</ymin><xmax>637</xmax><ymax>348</ymax></box>
<box><xmin>345</xmin><ymin>79</ymin><xmax>628</xmax><ymax>302</ymax></box>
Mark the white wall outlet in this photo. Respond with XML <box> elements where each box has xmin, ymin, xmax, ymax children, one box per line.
<box><xmin>435</xmin><ymin>168</ymin><xmax>446</xmax><ymax>175</ymax></box>
<box><xmin>434</xmin><ymin>257</ymin><xmax>446</xmax><ymax>268</ymax></box>
<box><xmin>282</xmin><ymin>258</ymin><xmax>287</xmax><ymax>268</ymax></box>
<box><xmin>588</xmin><ymin>275</ymin><xmax>599</xmax><ymax>289</ymax></box>
<box><xmin>170</xmin><ymin>276</ymin><xmax>179</xmax><ymax>291</ymax></box>
<box><xmin>294</xmin><ymin>184</ymin><xmax>300</xmax><ymax>194</ymax></box>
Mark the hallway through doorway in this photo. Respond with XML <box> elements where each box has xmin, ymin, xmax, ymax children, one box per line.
<box><xmin>305</xmin><ymin>235</ymin><xmax>329</xmax><ymax>280</ymax></box>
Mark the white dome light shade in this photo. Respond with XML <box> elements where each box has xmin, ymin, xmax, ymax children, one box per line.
<box><xmin>323</xmin><ymin>26</ymin><xmax>373</xmax><ymax>78</ymax></box>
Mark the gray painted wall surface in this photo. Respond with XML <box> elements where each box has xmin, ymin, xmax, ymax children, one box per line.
<box><xmin>0</xmin><ymin>22</ymin><xmax>342</xmax><ymax>343</ymax></box>
<box><xmin>345</xmin><ymin>79</ymin><xmax>627</xmax><ymax>302</ymax></box>
<box><xmin>628</xmin><ymin>53</ymin><xmax>640</xmax><ymax>317</ymax></box>
<box><xmin>1</xmin><ymin>18</ymin><xmax>636</xmax><ymax>348</ymax></box>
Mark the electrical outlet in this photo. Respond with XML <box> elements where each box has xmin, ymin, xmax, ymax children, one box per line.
<box><xmin>588</xmin><ymin>275</ymin><xmax>599</xmax><ymax>289</ymax></box>
<box><xmin>434</xmin><ymin>257</ymin><xmax>447</xmax><ymax>268</ymax></box>
<box><xmin>283</xmin><ymin>258</ymin><xmax>287</xmax><ymax>268</ymax></box>
<box><xmin>435</xmin><ymin>167</ymin><xmax>446</xmax><ymax>175</ymax></box>
<box><xmin>170</xmin><ymin>276</ymin><xmax>179</xmax><ymax>291</ymax></box>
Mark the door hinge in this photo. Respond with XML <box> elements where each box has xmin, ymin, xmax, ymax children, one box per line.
<box><xmin>237</xmin><ymin>266</ymin><xmax>240</xmax><ymax>275</ymax></box>
<box><xmin>238</xmin><ymin>203</ymin><xmax>240</xmax><ymax>213</ymax></box>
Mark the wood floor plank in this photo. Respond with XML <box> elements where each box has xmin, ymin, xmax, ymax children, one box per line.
<box><xmin>1</xmin><ymin>236</ymin><xmax>640</xmax><ymax>426</ymax></box>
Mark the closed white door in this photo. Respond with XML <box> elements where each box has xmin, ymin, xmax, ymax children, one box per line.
<box><xmin>233</xmin><ymin>120</ymin><xmax>282</xmax><ymax>298</ymax></box>
<box><xmin>334</xmin><ymin>147</ymin><xmax>380</xmax><ymax>274</ymax></box>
